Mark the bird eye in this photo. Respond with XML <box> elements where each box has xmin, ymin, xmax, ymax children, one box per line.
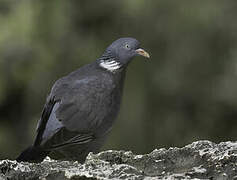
<box><xmin>125</xmin><ymin>44</ymin><xmax>130</xmax><ymax>49</ymax></box>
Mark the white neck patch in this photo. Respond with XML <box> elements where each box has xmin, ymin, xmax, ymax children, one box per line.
<box><xmin>99</xmin><ymin>60</ymin><xmax>121</xmax><ymax>72</ymax></box>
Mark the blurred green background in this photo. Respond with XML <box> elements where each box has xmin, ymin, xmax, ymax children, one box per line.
<box><xmin>1</xmin><ymin>0</ymin><xmax>237</xmax><ymax>159</ymax></box>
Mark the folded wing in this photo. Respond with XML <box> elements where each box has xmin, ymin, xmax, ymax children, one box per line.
<box><xmin>33</xmin><ymin>75</ymin><xmax>109</xmax><ymax>150</ymax></box>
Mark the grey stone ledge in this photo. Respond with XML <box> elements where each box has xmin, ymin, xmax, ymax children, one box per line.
<box><xmin>1</xmin><ymin>140</ymin><xmax>237</xmax><ymax>180</ymax></box>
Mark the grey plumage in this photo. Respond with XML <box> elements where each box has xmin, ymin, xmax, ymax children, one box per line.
<box><xmin>17</xmin><ymin>37</ymin><xmax>150</xmax><ymax>163</ymax></box>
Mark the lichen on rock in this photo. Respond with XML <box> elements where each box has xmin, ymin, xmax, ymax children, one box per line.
<box><xmin>1</xmin><ymin>140</ymin><xmax>237</xmax><ymax>179</ymax></box>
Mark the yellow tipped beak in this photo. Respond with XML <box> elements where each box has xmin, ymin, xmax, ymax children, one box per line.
<box><xmin>135</xmin><ymin>48</ymin><xmax>150</xmax><ymax>58</ymax></box>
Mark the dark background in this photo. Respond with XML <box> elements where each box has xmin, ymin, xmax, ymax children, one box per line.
<box><xmin>1</xmin><ymin>0</ymin><xmax>237</xmax><ymax>159</ymax></box>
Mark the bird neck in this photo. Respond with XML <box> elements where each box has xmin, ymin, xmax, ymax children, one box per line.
<box><xmin>97</xmin><ymin>50</ymin><xmax>125</xmax><ymax>73</ymax></box>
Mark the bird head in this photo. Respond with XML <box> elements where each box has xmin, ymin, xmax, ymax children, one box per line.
<box><xmin>99</xmin><ymin>37</ymin><xmax>150</xmax><ymax>72</ymax></box>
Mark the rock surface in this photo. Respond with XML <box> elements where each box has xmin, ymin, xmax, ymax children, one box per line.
<box><xmin>1</xmin><ymin>140</ymin><xmax>237</xmax><ymax>180</ymax></box>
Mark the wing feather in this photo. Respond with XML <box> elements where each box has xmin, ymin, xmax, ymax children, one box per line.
<box><xmin>34</xmin><ymin>75</ymin><xmax>108</xmax><ymax>149</ymax></box>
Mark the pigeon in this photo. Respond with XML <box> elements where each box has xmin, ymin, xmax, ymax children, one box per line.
<box><xmin>16</xmin><ymin>37</ymin><xmax>150</xmax><ymax>163</ymax></box>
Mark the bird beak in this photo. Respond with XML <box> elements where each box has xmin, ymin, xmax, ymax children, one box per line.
<box><xmin>135</xmin><ymin>48</ymin><xmax>150</xmax><ymax>59</ymax></box>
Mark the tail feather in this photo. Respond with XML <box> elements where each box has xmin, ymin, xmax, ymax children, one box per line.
<box><xmin>16</xmin><ymin>146</ymin><xmax>49</xmax><ymax>163</ymax></box>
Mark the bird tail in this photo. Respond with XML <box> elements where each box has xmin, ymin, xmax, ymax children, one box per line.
<box><xmin>16</xmin><ymin>146</ymin><xmax>49</xmax><ymax>163</ymax></box>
